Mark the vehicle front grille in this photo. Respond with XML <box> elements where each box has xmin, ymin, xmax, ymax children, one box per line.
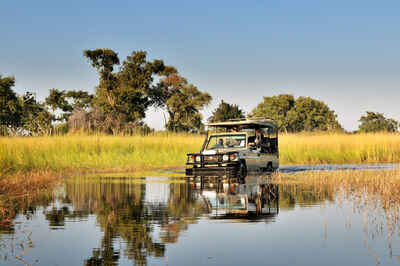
<box><xmin>203</xmin><ymin>155</ymin><xmax>221</xmax><ymax>163</ymax></box>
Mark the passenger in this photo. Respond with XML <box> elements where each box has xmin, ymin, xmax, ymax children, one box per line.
<box><xmin>218</xmin><ymin>138</ymin><xmax>224</xmax><ymax>147</ymax></box>
<box><xmin>254</xmin><ymin>129</ymin><xmax>263</xmax><ymax>145</ymax></box>
<box><xmin>255</xmin><ymin>129</ymin><xmax>271</xmax><ymax>152</ymax></box>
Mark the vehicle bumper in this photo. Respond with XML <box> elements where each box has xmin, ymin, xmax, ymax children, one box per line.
<box><xmin>185</xmin><ymin>165</ymin><xmax>240</xmax><ymax>177</ymax></box>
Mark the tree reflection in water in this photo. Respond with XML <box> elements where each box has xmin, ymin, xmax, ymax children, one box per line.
<box><xmin>0</xmin><ymin>175</ymin><xmax>339</xmax><ymax>266</ymax></box>
<box><xmin>60</xmin><ymin>181</ymin><xmax>200</xmax><ymax>266</ymax></box>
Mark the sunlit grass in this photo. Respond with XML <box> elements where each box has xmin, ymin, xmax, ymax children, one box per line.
<box><xmin>280</xmin><ymin>133</ymin><xmax>400</xmax><ymax>165</ymax></box>
<box><xmin>0</xmin><ymin>134</ymin><xmax>202</xmax><ymax>174</ymax></box>
<box><xmin>1</xmin><ymin>133</ymin><xmax>400</xmax><ymax>176</ymax></box>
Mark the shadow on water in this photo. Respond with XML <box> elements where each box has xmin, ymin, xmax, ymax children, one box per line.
<box><xmin>1</xmin><ymin>171</ymin><xmax>400</xmax><ymax>265</ymax></box>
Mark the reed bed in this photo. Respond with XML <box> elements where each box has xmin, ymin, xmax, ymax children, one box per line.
<box><xmin>1</xmin><ymin>133</ymin><xmax>400</xmax><ymax>176</ymax></box>
<box><xmin>276</xmin><ymin>169</ymin><xmax>400</xmax><ymax>208</ymax></box>
<box><xmin>278</xmin><ymin>169</ymin><xmax>400</xmax><ymax>239</ymax></box>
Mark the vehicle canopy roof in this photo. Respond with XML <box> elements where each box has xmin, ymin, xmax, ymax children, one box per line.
<box><xmin>206</xmin><ymin>118</ymin><xmax>277</xmax><ymax>130</ymax></box>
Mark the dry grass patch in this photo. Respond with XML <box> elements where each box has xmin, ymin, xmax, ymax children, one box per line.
<box><xmin>0</xmin><ymin>171</ymin><xmax>61</xmax><ymax>227</ymax></box>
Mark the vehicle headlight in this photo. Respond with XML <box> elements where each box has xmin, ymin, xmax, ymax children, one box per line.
<box><xmin>188</xmin><ymin>155</ymin><xmax>194</xmax><ymax>163</ymax></box>
<box><xmin>222</xmin><ymin>154</ymin><xmax>229</xmax><ymax>161</ymax></box>
<box><xmin>230</xmin><ymin>153</ymin><xmax>238</xmax><ymax>161</ymax></box>
<box><xmin>195</xmin><ymin>156</ymin><xmax>201</xmax><ymax>162</ymax></box>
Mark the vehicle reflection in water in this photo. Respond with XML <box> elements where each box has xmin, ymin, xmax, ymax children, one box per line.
<box><xmin>190</xmin><ymin>176</ymin><xmax>279</xmax><ymax>222</ymax></box>
<box><xmin>0</xmin><ymin>175</ymin><xmax>280</xmax><ymax>266</ymax></box>
<box><xmin>1</xmin><ymin>174</ymin><xmax>400</xmax><ymax>266</ymax></box>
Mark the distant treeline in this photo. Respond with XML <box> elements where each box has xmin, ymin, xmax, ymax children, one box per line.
<box><xmin>0</xmin><ymin>48</ymin><xmax>398</xmax><ymax>136</ymax></box>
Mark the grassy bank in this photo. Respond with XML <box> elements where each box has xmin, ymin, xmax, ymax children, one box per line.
<box><xmin>1</xmin><ymin>133</ymin><xmax>400</xmax><ymax>175</ymax></box>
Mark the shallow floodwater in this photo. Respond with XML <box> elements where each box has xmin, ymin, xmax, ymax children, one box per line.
<box><xmin>1</xmin><ymin>174</ymin><xmax>400</xmax><ymax>266</ymax></box>
<box><xmin>280</xmin><ymin>163</ymin><xmax>400</xmax><ymax>173</ymax></box>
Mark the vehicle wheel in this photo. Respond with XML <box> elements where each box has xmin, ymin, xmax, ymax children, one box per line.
<box><xmin>239</xmin><ymin>160</ymin><xmax>247</xmax><ymax>178</ymax></box>
<box><xmin>266</xmin><ymin>162</ymin><xmax>273</xmax><ymax>172</ymax></box>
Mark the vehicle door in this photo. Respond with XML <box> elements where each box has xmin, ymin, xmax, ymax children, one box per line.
<box><xmin>245</xmin><ymin>148</ymin><xmax>262</xmax><ymax>171</ymax></box>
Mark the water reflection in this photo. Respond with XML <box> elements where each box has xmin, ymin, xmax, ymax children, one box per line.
<box><xmin>190</xmin><ymin>176</ymin><xmax>279</xmax><ymax>221</ymax></box>
<box><xmin>1</xmin><ymin>173</ymin><xmax>400</xmax><ymax>266</ymax></box>
<box><xmin>63</xmin><ymin>181</ymin><xmax>201</xmax><ymax>265</ymax></box>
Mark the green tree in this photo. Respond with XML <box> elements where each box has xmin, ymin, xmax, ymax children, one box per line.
<box><xmin>84</xmin><ymin>49</ymin><xmax>165</xmax><ymax>134</ymax></box>
<box><xmin>294</xmin><ymin>96</ymin><xmax>342</xmax><ymax>132</ymax></box>
<box><xmin>45</xmin><ymin>88</ymin><xmax>93</xmax><ymax>122</ymax></box>
<box><xmin>45</xmin><ymin>88</ymin><xmax>72</xmax><ymax>122</ymax></box>
<box><xmin>65</xmin><ymin>90</ymin><xmax>94</xmax><ymax>109</ymax></box>
<box><xmin>250</xmin><ymin>94</ymin><xmax>342</xmax><ymax>132</ymax></box>
<box><xmin>0</xmin><ymin>75</ymin><xmax>22</xmax><ymax>134</ymax></box>
<box><xmin>358</xmin><ymin>111</ymin><xmax>398</xmax><ymax>133</ymax></box>
<box><xmin>208</xmin><ymin>100</ymin><xmax>245</xmax><ymax>123</ymax></box>
<box><xmin>20</xmin><ymin>92</ymin><xmax>53</xmax><ymax>135</ymax></box>
<box><xmin>249</xmin><ymin>94</ymin><xmax>297</xmax><ymax>132</ymax></box>
<box><xmin>159</xmin><ymin>70</ymin><xmax>211</xmax><ymax>132</ymax></box>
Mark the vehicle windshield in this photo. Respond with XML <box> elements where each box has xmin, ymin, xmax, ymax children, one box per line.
<box><xmin>205</xmin><ymin>134</ymin><xmax>246</xmax><ymax>150</ymax></box>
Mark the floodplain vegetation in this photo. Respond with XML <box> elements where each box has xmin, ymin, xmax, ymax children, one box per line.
<box><xmin>1</xmin><ymin>132</ymin><xmax>400</xmax><ymax>176</ymax></box>
<box><xmin>276</xmin><ymin>169</ymin><xmax>400</xmax><ymax>246</ymax></box>
<box><xmin>1</xmin><ymin>132</ymin><xmax>400</xmax><ymax>226</ymax></box>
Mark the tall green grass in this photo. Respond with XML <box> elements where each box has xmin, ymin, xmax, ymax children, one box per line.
<box><xmin>1</xmin><ymin>133</ymin><xmax>400</xmax><ymax>175</ymax></box>
<box><xmin>280</xmin><ymin>133</ymin><xmax>400</xmax><ymax>164</ymax></box>
<box><xmin>0</xmin><ymin>134</ymin><xmax>203</xmax><ymax>174</ymax></box>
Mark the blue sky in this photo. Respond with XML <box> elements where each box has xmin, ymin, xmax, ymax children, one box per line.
<box><xmin>1</xmin><ymin>0</ymin><xmax>399</xmax><ymax>131</ymax></box>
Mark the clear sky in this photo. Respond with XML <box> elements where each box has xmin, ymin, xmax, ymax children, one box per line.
<box><xmin>1</xmin><ymin>0</ymin><xmax>399</xmax><ymax>131</ymax></box>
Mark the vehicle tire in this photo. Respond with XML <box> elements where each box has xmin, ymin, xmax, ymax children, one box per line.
<box><xmin>239</xmin><ymin>160</ymin><xmax>247</xmax><ymax>178</ymax></box>
<box><xmin>266</xmin><ymin>162</ymin><xmax>273</xmax><ymax>172</ymax></box>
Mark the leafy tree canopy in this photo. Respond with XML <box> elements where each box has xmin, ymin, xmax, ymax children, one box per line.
<box><xmin>45</xmin><ymin>88</ymin><xmax>93</xmax><ymax>122</ymax></box>
<box><xmin>358</xmin><ymin>111</ymin><xmax>398</xmax><ymax>133</ymax></box>
<box><xmin>0</xmin><ymin>75</ymin><xmax>22</xmax><ymax>131</ymax></box>
<box><xmin>0</xmin><ymin>75</ymin><xmax>54</xmax><ymax>135</ymax></box>
<box><xmin>250</xmin><ymin>94</ymin><xmax>342</xmax><ymax>132</ymax></box>
<box><xmin>159</xmin><ymin>71</ymin><xmax>211</xmax><ymax>132</ymax></box>
<box><xmin>83</xmin><ymin>49</ymin><xmax>120</xmax><ymax>80</ymax></box>
<box><xmin>83</xmin><ymin>49</ymin><xmax>167</xmax><ymax>134</ymax></box>
<box><xmin>295</xmin><ymin>96</ymin><xmax>342</xmax><ymax>132</ymax></box>
<box><xmin>250</xmin><ymin>94</ymin><xmax>296</xmax><ymax>132</ymax></box>
<box><xmin>20</xmin><ymin>92</ymin><xmax>53</xmax><ymax>135</ymax></box>
<box><xmin>208</xmin><ymin>100</ymin><xmax>245</xmax><ymax>123</ymax></box>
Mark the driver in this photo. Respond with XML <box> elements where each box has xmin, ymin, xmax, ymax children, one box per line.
<box><xmin>218</xmin><ymin>138</ymin><xmax>224</xmax><ymax>147</ymax></box>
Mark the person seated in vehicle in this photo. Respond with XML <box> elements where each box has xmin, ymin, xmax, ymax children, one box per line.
<box><xmin>254</xmin><ymin>129</ymin><xmax>263</xmax><ymax>146</ymax></box>
<box><xmin>210</xmin><ymin>138</ymin><xmax>225</xmax><ymax>149</ymax></box>
<box><xmin>218</xmin><ymin>138</ymin><xmax>224</xmax><ymax>147</ymax></box>
<box><xmin>249</xmin><ymin>129</ymin><xmax>271</xmax><ymax>153</ymax></box>
<box><xmin>248</xmin><ymin>129</ymin><xmax>260</xmax><ymax>148</ymax></box>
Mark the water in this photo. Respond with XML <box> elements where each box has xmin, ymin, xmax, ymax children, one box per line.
<box><xmin>1</xmin><ymin>174</ymin><xmax>400</xmax><ymax>266</ymax></box>
<box><xmin>280</xmin><ymin>163</ymin><xmax>400</xmax><ymax>173</ymax></box>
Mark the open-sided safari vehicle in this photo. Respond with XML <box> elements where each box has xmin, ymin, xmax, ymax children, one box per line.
<box><xmin>185</xmin><ymin>119</ymin><xmax>279</xmax><ymax>177</ymax></box>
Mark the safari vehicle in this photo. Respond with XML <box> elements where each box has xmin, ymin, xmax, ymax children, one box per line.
<box><xmin>185</xmin><ymin>119</ymin><xmax>279</xmax><ymax>177</ymax></box>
